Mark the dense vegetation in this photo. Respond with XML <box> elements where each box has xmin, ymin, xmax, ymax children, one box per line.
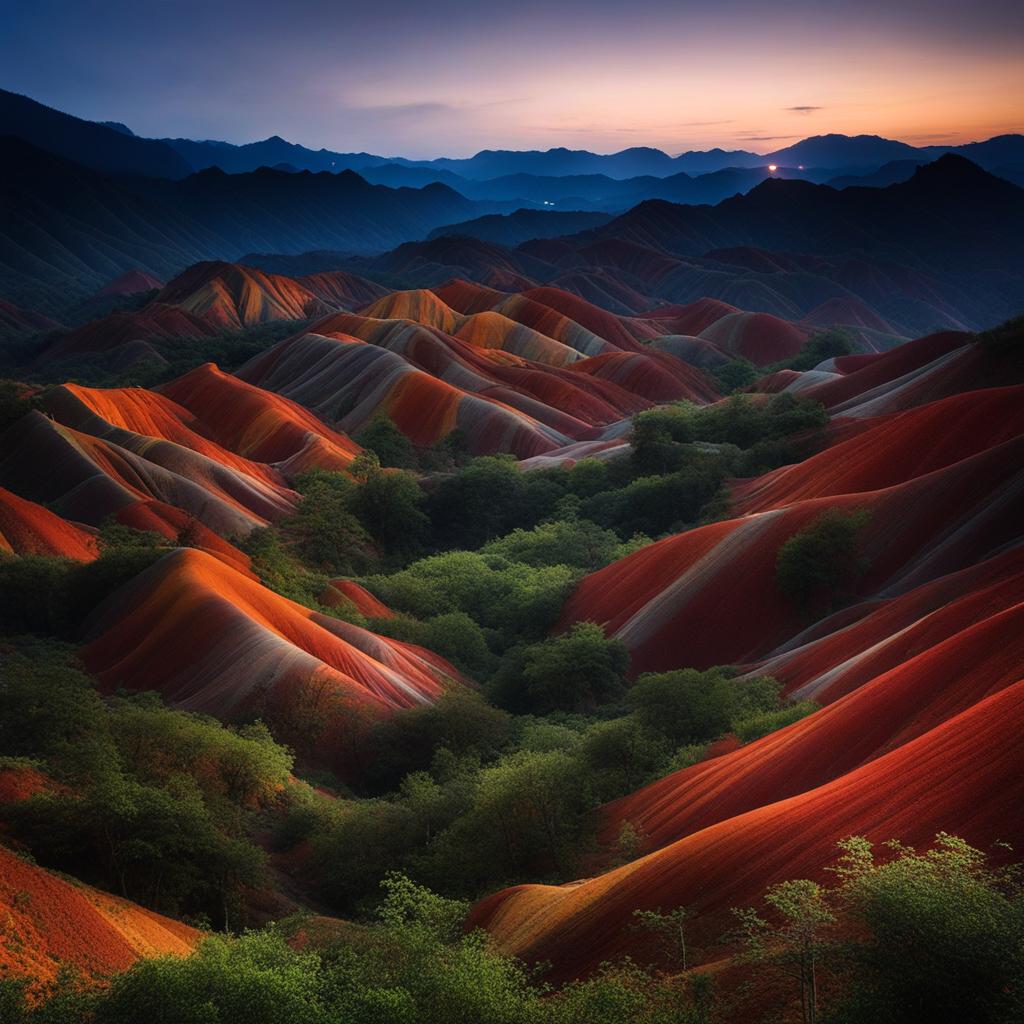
<box><xmin>2</xmin><ymin>324</ymin><xmax>1017</xmax><ymax>1021</ymax></box>
<box><xmin>0</xmin><ymin>386</ymin><xmax>830</xmax><ymax>920</ymax></box>
<box><xmin>0</xmin><ymin>644</ymin><xmax>291</xmax><ymax>927</ymax></box>
<box><xmin>3</xmin><ymin>835</ymin><xmax>1019</xmax><ymax>1024</ymax></box>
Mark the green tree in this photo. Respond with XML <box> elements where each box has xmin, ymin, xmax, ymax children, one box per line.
<box><xmin>453</xmin><ymin>748</ymin><xmax>594</xmax><ymax>878</ymax></box>
<box><xmin>94</xmin><ymin>932</ymin><xmax>325</xmax><ymax>1024</ymax></box>
<box><xmin>422</xmin><ymin>612</ymin><xmax>492</xmax><ymax>676</ymax></box>
<box><xmin>284</xmin><ymin>470</ymin><xmax>374</xmax><ymax>574</ymax></box>
<box><xmin>628</xmin><ymin>668</ymin><xmax>736</xmax><ymax>747</ymax></box>
<box><xmin>427</xmin><ymin>456</ymin><xmax>548</xmax><ymax>548</ymax></box>
<box><xmin>782</xmin><ymin>329</ymin><xmax>856</xmax><ymax>372</ymax></box>
<box><xmin>831</xmin><ymin>834</ymin><xmax>1024</xmax><ymax>1024</ymax></box>
<box><xmin>776</xmin><ymin>507</ymin><xmax>871</xmax><ymax>616</ymax></box>
<box><xmin>353</xmin><ymin>470</ymin><xmax>429</xmax><ymax>557</ymax></box>
<box><xmin>97</xmin><ymin>518</ymin><xmax>166</xmax><ymax>552</ymax></box>
<box><xmin>711</xmin><ymin>357</ymin><xmax>759</xmax><ymax>394</ymax></box>
<box><xmin>356</xmin><ymin>414</ymin><xmax>416</xmax><ymax>469</ymax></box>
<box><xmin>579</xmin><ymin>718</ymin><xmax>669</xmax><ymax>800</ymax></box>
<box><xmin>632</xmin><ymin>905</ymin><xmax>692</xmax><ymax>971</ymax></box>
<box><xmin>733</xmin><ymin>879</ymin><xmax>837</xmax><ymax>1024</ymax></box>
<box><xmin>520</xmin><ymin>622</ymin><xmax>630</xmax><ymax>713</ymax></box>
<box><xmin>481</xmin><ymin>518</ymin><xmax>632</xmax><ymax>572</ymax></box>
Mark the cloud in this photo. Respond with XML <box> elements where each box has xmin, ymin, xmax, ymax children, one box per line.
<box><xmin>903</xmin><ymin>130</ymin><xmax>962</xmax><ymax>140</ymax></box>
<box><xmin>736</xmin><ymin>133</ymin><xmax>800</xmax><ymax>141</ymax></box>
<box><xmin>786</xmin><ymin>105</ymin><xmax>823</xmax><ymax>114</ymax></box>
<box><xmin>340</xmin><ymin>96</ymin><xmax>529</xmax><ymax>121</ymax></box>
<box><xmin>344</xmin><ymin>101</ymin><xmax>456</xmax><ymax>119</ymax></box>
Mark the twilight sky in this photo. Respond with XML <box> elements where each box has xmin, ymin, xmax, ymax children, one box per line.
<box><xmin>2</xmin><ymin>0</ymin><xmax>1022</xmax><ymax>157</ymax></box>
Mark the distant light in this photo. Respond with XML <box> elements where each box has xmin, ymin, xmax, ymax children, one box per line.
<box><xmin>768</xmin><ymin>164</ymin><xmax>778</xmax><ymax>173</ymax></box>
<box><xmin>798</xmin><ymin>164</ymin><xmax>804</xmax><ymax>170</ymax></box>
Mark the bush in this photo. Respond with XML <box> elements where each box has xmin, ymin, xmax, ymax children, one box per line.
<box><xmin>519</xmin><ymin>623</ymin><xmax>630</xmax><ymax>714</ymax></box>
<box><xmin>353</xmin><ymin>470</ymin><xmax>429</xmax><ymax>558</ymax></box>
<box><xmin>366</xmin><ymin>551</ymin><xmax>577</xmax><ymax>645</ymax></box>
<box><xmin>776</xmin><ymin>507</ymin><xmax>871</xmax><ymax>615</ymax></box>
<box><xmin>578</xmin><ymin>718</ymin><xmax>670</xmax><ymax>800</ymax></box>
<box><xmin>480</xmin><ymin>517</ymin><xmax>631</xmax><ymax>572</ymax></box>
<box><xmin>831</xmin><ymin>834</ymin><xmax>1024</xmax><ymax>1024</ymax></box>
<box><xmin>355</xmin><ymin>414</ymin><xmax>416</xmax><ymax>469</ymax></box>
<box><xmin>284</xmin><ymin>470</ymin><xmax>375</xmax><ymax>575</ymax></box>
<box><xmin>732</xmin><ymin>700</ymin><xmax>819</xmax><ymax>742</ymax></box>
<box><xmin>1</xmin><ymin>645</ymin><xmax>292</xmax><ymax>926</ymax></box>
<box><xmin>355</xmin><ymin>690</ymin><xmax>515</xmax><ymax>794</ymax></box>
<box><xmin>781</xmin><ymin>329</ymin><xmax>856</xmax><ymax>372</ymax></box>
<box><xmin>629</xmin><ymin>669</ymin><xmax>781</xmax><ymax>747</ymax></box>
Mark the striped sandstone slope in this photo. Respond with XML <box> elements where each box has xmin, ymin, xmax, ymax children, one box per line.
<box><xmin>80</xmin><ymin>549</ymin><xmax>461</xmax><ymax>756</ymax></box>
<box><xmin>0</xmin><ymin>486</ymin><xmax>97</xmax><ymax>559</ymax></box>
<box><xmin>0</xmin><ymin>411</ymin><xmax>266</xmax><ymax>566</ymax></box>
<box><xmin>153</xmin><ymin>261</ymin><xmax>332</xmax><ymax>329</ymax></box>
<box><xmin>0</xmin><ymin>845</ymin><xmax>197</xmax><ymax>987</ymax></box>
<box><xmin>559</xmin><ymin>435</ymin><xmax>1024</xmax><ymax>673</ymax></box>
<box><xmin>732</xmin><ymin>385</ymin><xmax>1024</xmax><ymax>514</ymax></box>
<box><xmin>159</xmin><ymin>362</ymin><xmax>362</xmax><ymax>476</ymax></box>
<box><xmin>470</xmin><ymin>683</ymin><xmax>1024</xmax><ymax>979</ymax></box>
<box><xmin>602</xmin><ymin>584</ymin><xmax>1024</xmax><ymax>853</ymax></box>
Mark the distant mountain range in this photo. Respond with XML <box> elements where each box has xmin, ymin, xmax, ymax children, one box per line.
<box><xmin>3</xmin><ymin>87</ymin><xmax>1023</xmax><ymax>215</ymax></box>
<box><xmin>0</xmin><ymin>89</ymin><xmax>192</xmax><ymax>178</ymax></box>
<box><xmin>0</xmin><ymin>137</ymin><xmax>491</xmax><ymax>313</ymax></box>
<box><xmin>160</xmin><ymin>128</ymin><xmax>1024</xmax><ymax>182</ymax></box>
<box><xmin>1</xmin><ymin>85</ymin><xmax>1021</xmax><ymax>334</ymax></box>
<box><xmin>6</xmin><ymin>89</ymin><xmax>1024</xmax><ymax>187</ymax></box>
<box><xmin>336</xmin><ymin>156</ymin><xmax>1024</xmax><ymax>335</ymax></box>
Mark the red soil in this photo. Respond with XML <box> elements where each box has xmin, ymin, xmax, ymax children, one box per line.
<box><xmin>733</xmin><ymin>385</ymin><xmax>1024</xmax><ymax>514</ymax></box>
<box><xmin>0</xmin><ymin>845</ymin><xmax>197</xmax><ymax>987</ymax></box>
<box><xmin>560</xmin><ymin>434</ymin><xmax>1024</xmax><ymax>673</ymax></box>
<box><xmin>41</xmin><ymin>303</ymin><xmax>216</xmax><ymax>360</ymax></box>
<box><xmin>698</xmin><ymin>311</ymin><xmax>809</xmax><ymax>365</ymax></box>
<box><xmin>79</xmin><ymin>549</ymin><xmax>462</xmax><ymax>766</ymax></box>
<box><xmin>642</xmin><ymin>298</ymin><xmax>738</xmax><ymax>335</ymax></box>
<box><xmin>154</xmin><ymin>261</ymin><xmax>335</xmax><ymax>330</ymax></box>
<box><xmin>159</xmin><ymin>362</ymin><xmax>361</xmax><ymax>476</ymax></box>
<box><xmin>603</xmin><ymin>594</ymin><xmax>1024</xmax><ymax>853</ymax></box>
<box><xmin>470</xmin><ymin>682</ymin><xmax>1024</xmax><ymax>979</ymax></box>
<box><xmin>0</xmin><ymin>486</ymin><xmax>97</xmax><ymax>560</ymax></box>
<box><xmin>320</xmin><ymin>580</ymin><xmax>395</xmax><ymax>619</ymax></box>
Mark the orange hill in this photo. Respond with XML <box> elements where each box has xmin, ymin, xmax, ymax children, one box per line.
<box><xmin>153</xmin><ymin>261</ymin><xmax>333</xmax><ymax>330</ymax></box>
<box><xmin>79</xmin><ymin>549</ymin><xmax>462</xmax><ymax>769</ymax></box>
<box><xmin>0</xmin><ymin>844</ymin><xmax>197</xmax><ymax>988</ymax></box>
<box><xmin>237</xmin><ymin>286</ymin><xmax>718</xmax><ymax>459</ymax></box>
<box><xmin>158</xmin><ymin>362</ymin><xmax>362</xmax><ymax>476</ymax></box>
<box><xmin>470</xmin><ymin>681</ymin><xmax>1024</xmax><ymax>980</ymax></box>
<box><xmin>0</xmin><ymin>486</ymin><xmax>97</xmax><ymax>560</ymax></box>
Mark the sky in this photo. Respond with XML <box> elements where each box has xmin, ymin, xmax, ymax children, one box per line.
<box><xmin>2</xmin><ymin>0</ymin><xmax>1022</xmax><ymax>158</ymax></box>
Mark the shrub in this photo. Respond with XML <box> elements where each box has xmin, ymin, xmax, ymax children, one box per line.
<box><xmin>520</xmin><ymin>623</ymin><xmax>630</xmax><ymax>714</ymax></box>
<box><xmin>355</xmin><ymin>413</ymin><xmax>416</xmax><ymax>469</ymax></box>
<box><xmin>776</xmin><ymin>507</ymin><xmax>872</xmax><ymax>615</ymax></box>
<box><xmin>733</xmin><ymin>700</ymin><xmax>819</xmax><ymax>742</ymax></box>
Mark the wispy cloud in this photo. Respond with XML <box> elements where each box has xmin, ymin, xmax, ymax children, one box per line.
<box><xmin>525</xmin><ymin>119</ymin><xmax>735</xmax><ymax>136</ymax></box>
<box><xmin>903</xmin><ymin>130</ymin><xmax>961</xmax><ymax>140</ymax></box>
<box><xmin>341</xmin><ymin>96</ymin><xmax>529</xmax><ymax>120</ymax></box>
<box><xmin>786</xmin><ymin>105</ymin><xmax>823</xmax><ymax>114</ymax></box>
<box><xmin>736</xmin><ymin>133</ymin><xmax>800</xmax><ymax>141</ymax></box>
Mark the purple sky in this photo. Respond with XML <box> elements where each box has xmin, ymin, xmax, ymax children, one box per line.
<box><xmin>3</xmin><ymin>0</ymin><xmax>1022</xmax><ymax>157</ymax></box>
